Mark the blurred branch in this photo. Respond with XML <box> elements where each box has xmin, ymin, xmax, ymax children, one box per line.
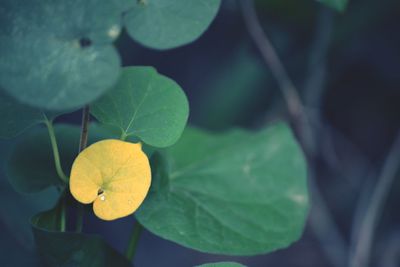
<box><xmin>349</xmin><ymin>130</ymin><xmax>400</xmax><ymax>267</ymax></box>
<box><xmin>380</xmin><ymin>231</ymin><xmax>400</xmax><ymax>267</ymax></box>
<box><xmin>240</xmin><ymin>1</ymin><xmax>347</xmax><ymax>267</ymax></box>
<box><xmin>76</xmin><ymin>105</ymin><xmax>90</xmax><ymax>233</ymax></box>
<box><xmin>303</xmin><ymin>7</ymin><xmax>334</xmax><ymax>108</ymax></box>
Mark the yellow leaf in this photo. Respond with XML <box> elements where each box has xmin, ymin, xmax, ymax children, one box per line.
<box><xmin>69</xmin><ymin>139</ymin><xmax>151</xmax><ymax>221</ymax></box>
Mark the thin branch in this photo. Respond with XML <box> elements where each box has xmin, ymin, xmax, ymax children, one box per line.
<box><xmin>349</xmin><ymin>129</ymin><xmax>400</xmax><ymax>267</ymax></box>
<box><xmin>76</xmin><ymin>105</ymin><xmax>90</xmax><ymax>232</ymax></box>
<box><xmin>240</xmin><ymin>2</ymin><xmax>347</xmax><ymax>267</ymax></box>
<box><xmin>240</xmin><ymin>0</ymin><xmax>316</xmax><ymax>156</ymax></box>
<box><xmin>79</xmin><ymin>105</ymin><xmax>90</xmax><ymax>152</ymax></box>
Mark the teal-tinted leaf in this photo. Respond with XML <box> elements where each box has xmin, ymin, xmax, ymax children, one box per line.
<box><xmin>317</xmin><ymin>0</ymin><xmax>348</xmax><ymax>12</ymax></box>
<box><xmin>0</xmin><ymin>0</ymin><xmax>128</xmax><ymax>110</ymax></box>
<box><xmin>195</xmin><ymin>262</ymin><xmax>247</xmax><ymax>267</ymax></box>
<box><xmin>6</xmin><ymin>124</ymin><xmax>112</xmax><ymax>193</ymax></box>
<box><xmin>31</xmin><ymin>204</ymin><xmax>132</xmax><ymax>267</ymax></box>
<box><xmin>91</xmin><ymin>67</ymin><xmax>189</xmax><ymax>148</ymax></box>
<box><xmin>124</xmin><ymin>0</ymin><xmax>221</xmax><ymax>50</ymax></box>
<box><xmin>136</xmin><ymin>123</ymin><xmax>309</xmax><ymax>255</ymax></box>
<box><xmin>0</xmin><ymin>90</ymin><xmax>72</xmax><ymax>139</ymax></box>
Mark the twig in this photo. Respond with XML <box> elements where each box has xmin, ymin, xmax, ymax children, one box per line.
<box><xmin>349</xmin><ymin>129</ymin><xmax>400</xmax><ymax>267</ymax></box>
<box><xmin>79</xmin><ymin>105</ymin><xmax>90</xmax><ymax>152</ymax></box>
<box><xmin>240</xmin><ymin>2</ymin><xmax>347</xmax><ymax>267</ymax></box>
<box><xmin>240</xmin><ymin>0</ymin><xmax>315</xmax><ymax>156</ymax></box>
<box><xmin>76</xmin><ymin>105</ymin><xmax>90</xmax><ymax>232</ymax></box>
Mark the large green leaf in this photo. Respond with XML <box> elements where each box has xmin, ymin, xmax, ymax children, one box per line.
<box><xmin>317</xmin><ymin>0</ymin><xmax>348</xmax><ymax>12</ymax></box>
<box><xmin>195</xmin><ymin>263</ymin><xmax>247</xmax><ymax>267</ymax></box>
<box><xmin>91</xmin><ymin>67</ymin><xmax>189</xmax><ymax>148</ymax></box>
<box><xmin>0</xmin><ymin>90</ymin><xmax>71</xmax><ymax>139</ymax></box>
<box><xmin>123</xmin><ymin>0</ymin><xmax>221</xmax><ymax>50</ymax></box>
<box><xmin>31</xmin><ymin>203</ymin><xmax>132</xmax><ymax>266</ymax></box>
<box><xmin>6</xmin><ymin>124</ymin><xmax>113</xmax><ymax>194</ymax></box>
<box><xmin>0</xmin><ymin>0</ymin><xmax>129</xmax><ymax>110</ymax></box>
<box><xmin>136</xmin><ymin>123</ymin><xmax>309</xmax><ymax>255</ymax></box>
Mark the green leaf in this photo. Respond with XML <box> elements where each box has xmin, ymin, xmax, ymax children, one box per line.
<box><xmin>195</xmin><ymin>262</ymin><xmax>247</xmax><ymax>267</ymax></box>
<box><xmin>0</xmin><ymin>0</ymin><xmax>129</xmax><ymax>110</ymax></box>
<box><xmin>317</xmin><ymin>0</ymin><xmax>348</xmax><ymax>12</ymax></box>
<box><xmin>0</xmin><ymin>90</ymin><xmax>72</xmax><ymax>139</ymax></box>
<box><xmin>6</xmin><ymin>124</ymin><xmax>113</xmax><ymax>194</ymax></box>
<box><xmin>91</xmin><ymin>66</ymin><xmax>189</xmax><ymax>148</ymax></box>
<box><xmin>31</xmin><ymin>203</ymin><xmax>132</xmax><ymax>266</ymax></box>
<box><xmin>136</xmin><ymin>123</ymin><xmax>309</xmax><ymax>255</ymax></box>
<box><xmin>123</xmin><ymin>0</ymin><xmax>221</xmax><ymax>50</ymax></box>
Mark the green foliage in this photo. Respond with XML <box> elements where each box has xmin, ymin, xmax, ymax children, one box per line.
<box><xmin>0</xmin><ymin>0</ymin><xmax>129</xmax><ymax>110</ymax></box>
<box><xmin>195</xmin><ymin>263</ymin><xmax>247</xmax><ymax>267</ymax></box>
<box><xmin>318</xmin><ymin>0</ymin><xmax>348</xmax><ymax>12</ymax></box>
<box><xmin>0</xmin><ymin>91</ymin><xmax>68</xmax><ymax>139</ymax></box>
<box><xmin>6</xmin><ymin>125</ymin><xmax>79</xmax><ymax>193</ymax></box>
<box><xmin>91</xmin><ymin>67</ymin><xmax>189</xmax><ymax>148</ymax></box>
<box><xmin>124</xmin><ymin>0</ymin><xmax>221</xmax><ymax>50</ymax></box>
<box><xmin>6</xmin><ymin>124</ymin><xmax>114</xmax><ymax>194</ymax></box>
<box><xmin>31</xmin><ymin>202</ymin><xmax>132</xmax><ymax>267</ymax></box>
<box><xmin>136</xmin><ymin>123</ymin><xmax>309</xmax><ymax>255</ymax></box>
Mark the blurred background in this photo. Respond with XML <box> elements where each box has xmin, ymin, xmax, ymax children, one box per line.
<box><xmin>1</xmin><ymin>0</ymin><xmax>400</xmax><ymax>266</ymax></box>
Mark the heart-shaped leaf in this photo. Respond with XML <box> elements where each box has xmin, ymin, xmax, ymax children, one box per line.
<box><xmin>70</xmin><ymin>139</ymin><xmax>151</xmax><ymax>221</ymax></box>
<box><xmin>31</xmin><ymin>202</ymin><xmax>132</xmax><ymax>266</ymax></box>
<box><xmin>0</xmin><ymin>0</ymin><xmax>129</xmax><ymax>110</ymax></box>
<box><xmin>91</xmin><ymin>67</ymin><xmax>189</xmax><ymax>148</ymax></box>
<box><xmin>124</xmin><ymin>0</ymin><xmax>221</xmax><ymax>50</ymax></box>
<box><xmin>136</xmin><ymin>123</ymin><xmax>309</xmax><ymax>255</ymax></box>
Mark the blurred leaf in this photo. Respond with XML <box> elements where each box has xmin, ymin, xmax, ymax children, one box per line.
<box><xmin>0</xmin><ymin>90</ymin><xmax>72</xmax><ymax>139</ymax></box>
<box><xmin>0</xmin><ymin>141</ymin><xmax>58</xmax><ymax>266</ymax></box>
<box><xmin>136</xmin><ymin>123</ymin><xmax>309</xmax><ymax>255</ymax></box>
<box><xmin>6</xmin><ymin>124</ymin><xmax>115</xmax><ymax>194</ymax></box>
<box><xmin>91</xmin><ymin>67</ymin><xmax>189</xmax><ymax>148</ymax></box>
<box><xmin>31</xmin><ymin>203</ymin><xmax>132</xmax><ymax>267</ymax></box>
<box><xmin>317</xmin><ymin>0</ymin><xmax>348</xmax><ymax>12</ymax></box>
<box><xmin>6</xmin><ymin>125</ymin><xmax>79</xmax><ymax>193</ymax></box>
<box><xmin>255</xmin><ymin>0</ymin><xmax>315</xmax><ymax>22</ymax></box>
<box><xmin>124</xmin><ymin>0</ymin><xmax>221</xmax><ymax>50</ymax></box>
<box><xmin>195</xmin><ymin>263</ymin><xmax>246</xmax><ymax>267</ymax></box>
<box><xmin>194</xmin><ymin>47</ymin><xmax>269</xmax><ymax>130</ymax></box>
<box><xmin>0</xmin><ymin>0</ymin><xmax>129</xmax><ymax>110</ymax></box>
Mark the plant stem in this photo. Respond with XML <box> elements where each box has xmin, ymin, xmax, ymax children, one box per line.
<box><xmin>120</xmin><ymin>131</ymin><xmax>128</xmax><ymax>141</ymax></box>
<box><xmin>349</xmin><ymin>130</ymin><xmax>400</xmax><ymax>267</ymax></box>
<box><xmin>44</xmin><ymin>115</ymin><xmax>68</xmax><ymax>231</ymax></box>
<box><xmin>125</xmin><ymin>222</ymin><xmax>143</xmax><ymax>262</ymax></box>
<box><xmin>60</xmin><ymin>197</ymin><xmax>66</xmax><ymax>232</ymax></box>
<box><xmin>240</xmin><ymin>2</ymin><xmax>347</xmax><ymax>267</ymax></box>
<box><xmin>44</xmin><ymin>116</ymin><xmax>68</xmax><ymax>183</ymax></box>
<box><xmin>76</xmin><ymin>105</ymin><xmax>90</xmax><ymax>232</ymax></box>
<box><xmin>79</xmin><ymin>105</ymin><xmax>90</xmax><ymax>152</ymax></box>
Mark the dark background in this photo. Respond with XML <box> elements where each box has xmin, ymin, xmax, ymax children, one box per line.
<box><xmin>2</xmin><ymin>0</ymin><xmax>400</xmax><ymax>266</ymax></box>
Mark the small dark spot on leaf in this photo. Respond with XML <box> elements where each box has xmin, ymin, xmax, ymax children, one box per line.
<box><xmin>79</xmin><ymin>37</ymin><xmax>92</xmax><ymax>48</ymax></box>
<box><xmin>98</xmin><ymin>188</ymin><xmax>104</xmax><ymax>195</ymax></box>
